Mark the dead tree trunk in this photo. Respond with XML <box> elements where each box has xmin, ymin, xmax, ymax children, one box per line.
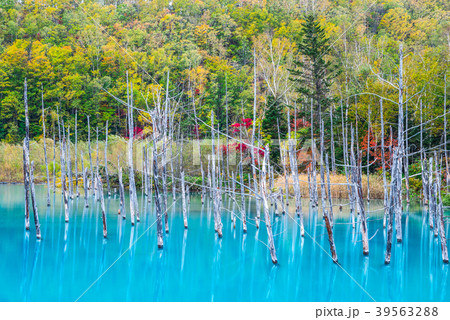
<box><xmin>380</xmin><ymin>100</ymin><xmax>388</xmax><ymax>228</ymax></box>
<box><xmin>81</xmin><ymin>153</ymin><xmax>89</xmax><ymax>208</ymax></box>
<box><xmin>437</xmin><ymin>158</ymin><xmax>449</xmax><ymax>263</ymax></box>
<box><xmin>95</xmin><ymin>127</ymin><xmax>99</xmax><ymax>201</ymax></box>
<box><xmin>98</xmin><ymin>175</ymin><xmax>107</xmax><ymax>238</ymax></box>
<box><xmin>310</xmin><ymin>99</ymin><xmax>318</xmax><ymax>207</ymax></box>
<box><xmin>260</xmin><ymin>146</ymin><xmax>277</xmax><ymax>264</ymax></box>
<box><xmin>87</xmin><ymin>116</ymin><xmax>94</xmax><ymax>198</ymax></box>
<box><xmin>320</xmin><ymin>122</ymin><xmax>338</xmax><ymax>262</ymax></box>
<box><xmin>341</xmin><ymin>106</ymin><xmax>355</xmax><ymax>228</ymax></box>
<box><xmin>127</xmin><ymin>79</ymin><xmax>139</xmax><ymax>225</ymax></box>
<box><xmin>211</xmin><ymin>112</ymin><xmax>223</xmax><ymax>237</ymax></box>
<box><xmin>23</xmin><ymin>140</ymin><xmax>30</xmax><ymax>231</ymax></box>
<box><xmin>53</xmin><ymin>131</ymin><xmax>56</xmax><ymax>193</ymax></box>
<box><xmin>74</xmin><ymin>110</ymin><xmax>79</xmax><ymax>197</ymax></box>
<box><xmin>239</xmin><ymin>160</ymin><xmax>247</xmax><ymax>232</ymax></box>
<box><xmin>67</xmin><ymin>126</ymin><xmax>73</xmax><ymax>200</ymax></box>
<box><xmin>181</xmin><ymin>171</ymin><xmax>188</xmax><ymax>229</ymax></box>
<box><xmin>87</xmin><ymin>116</ymin><xmax>95</xmax><ymax>199</ymax></box>
<box><xmin>118</xmin><ymin>158</ymin><xmax>126</xmax><ymax>219</ymax></box>
<box><xmin>41</xmin><ymin>91</ymin><xmax>51</xmax><ymax>207</ymax></box>
<box><xmin>23</xmin><ymin>79</ymin><xmax>30</xmax><ymax>230</ymax></box>
<box><xmin>288</xmin><ymin>136</ymin><xmax>304</xmax><ymax>236</ymax></box>
<box><xmin>366</xmin><ymin>107</ymin><xmax>371</xmax><ymax>202</ymax></box>
<box><xmin>325</xmin><ymin>154</ymin><xmax>334</xmax><ymax>227</ymax></box>
<box><xmin>29</xmin><ymin>161</ymin><xmax>41</xmax><ymax>239</ymax></box>
<box><xmin>104</xmin><ymin>120</ymin><xmax>111</xmax><ymax>196</ymax></box>
<box><xmin>153</xmin><ymin>148</ymin><xmax>164</xmax><ymax>248</ymax></box>
<box><xmin>61</xmin><ymin>137</ymin><xmax>69</xmax><ymax>222</ymax></box>
<box><xmin>444</xmin><ymin>74</ymin><xmax>449</xmax><ymax>189</ymax></box>
<box><xmin>350</xmin><ymin>127</ymin><xmax>369</xmax><ymax>255</ymax></box>
<box><xmin>330</xmin><ymin>107</ymin><xmax>336</xmax><ymax>174</ymax></box>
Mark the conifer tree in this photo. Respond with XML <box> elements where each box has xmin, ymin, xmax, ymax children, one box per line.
<box><xmin>290</xmin><ymin>13</ymin><xmax>340</xmax><ymax>125</ymax></box>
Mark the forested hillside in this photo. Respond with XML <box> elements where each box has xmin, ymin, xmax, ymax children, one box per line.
<box><xmin>0</xmin><ymin>0</ymin><xmax>448</xmax><ymax>156</ymax></box>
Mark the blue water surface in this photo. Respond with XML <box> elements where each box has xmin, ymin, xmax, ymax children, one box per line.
<box><xmin>0</xmin><ymin>184</ymin><xmax>448</xmax><ymax>302</ymax></box>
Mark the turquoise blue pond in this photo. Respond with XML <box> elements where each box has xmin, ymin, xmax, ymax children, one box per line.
<box><xmin>0</xmin><ymin>184</ymin><xmax>448</xmax><ymax>301</ymax></box>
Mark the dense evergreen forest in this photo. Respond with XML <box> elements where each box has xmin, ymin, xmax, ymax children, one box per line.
<box><xmin>0</xmin><ymin>0</ymin><xmax>449</xmax><ymax>173</ymax></box>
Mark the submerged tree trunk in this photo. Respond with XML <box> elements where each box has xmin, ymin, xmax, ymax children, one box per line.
<box><xmin>74</xmin><ymin>110</ymin><xmax>79</xmax><ymax>197</ymax></box>
<box><xmin>153</xmin><ymin>149</ymin><xmax>164</xmax><ymax>248</ymax></box>
<box><xmin>380</xmin><ymin>100</ymin><xmax>388</xmax><ymax>228</ymax></box>
<box><xmin>41</xmin><ymin>91</ymin><xmax>51</xmax><ymax>207</ymax></box>
<box><xmin>81</xmin><ymin>153</ymin><xmax>89</xmax><ymax>208</ymax></box>
<box><xmin>350</xmin><ymin>127</ymin><xmax>369</xmax><ymax>255</ymax></box>
<box><xmin>98</xmin><ymin>175</ymin><xmax>107</xmax><ymax>238</ymax></box>
<box><xmin>118</xmin><ymin>162</ymin><xmax>126</xmax><ymax>219</ymax></box>
<box><xmin>127</xmin><ymin>80</ymin><xmax>139</xmax><ymax>226</ymax></box>
<box><xmin>53</xmin><ymin>131</ymin><xmax>56</xmax><ymax>194</ymax></box>
<box><xmin>23</xmin><ymin>79</ymin><xmax>30</xmax><ymax>230</ymax></box>
<box><xmin>385</xmin><ymin>147</ymin><xmax>400</xmax><ymax>264</ymax></box>
<box><xmin>288</xmin><ymin>136</ymin><xmax>304</xmax><ymax>236</ymax></box>
<box><xmin>181</xmin><ymin>171</ymin><xmax>188</xmax><ymax>229</ymax></box>
<box><xmin>320</xmin><ymin>121</ymin><xmax>338</xmax><ymax>262</ymax></box>
<box><xmin>67</xmin><ymin>126</ymin><xmax>73</xmax><ymax>200</ymax></box>
<box><xmin>29</xmin><ymin>161</ymin><xmax>41</xmax><ymax>239</ymax></box>
<box><xmin>61</xmin><ymin>137</ymin><xmax>69</xmax><ymax>222</ymax></box>
<box><xmin>23</xmin><ymin>140</ymin><xmax>30</xmax><ymax>231</ymax></box>
<box><xmin>211</xmin><ymin>112</ymin><xmax>222</xmax><ymax>237</ymax></box>
<box><xmin>104</xmin><ymin>121</ymin><xmax>111</xmax><ymax>196</ymax></box>
<box><xmin>260</xmin><ymin>146</ymin><xmax>277</xmax><ymax>264</ymax></box>
<box><xmin>87</xmin><ymin>116</ymin><xmax>94</xmax><ymax>198</ymax></box>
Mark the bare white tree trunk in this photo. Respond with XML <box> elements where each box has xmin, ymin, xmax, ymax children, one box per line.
<box><xmin>181</xmin><ymin>171</ymin><xmax>188</xmax><ymax>228</ymax></box>
<box><xmin>23</xmin><ymin>79</ymin><xmax>30</xmax><ymax>230</ymax></box>
<box><xmin>104</xmin><ymin>120</ymin><xmax>111</xmax><ymax>196</ymax></box>
<box><xmin>98</xmin><ymin>175</ymin><xmax>107</xmax><ymax>238</ymax></box>
<box><xmin>153</xmin><ymin>148</ymin><xmax>164</xmax><ymax>248</ymax></box>
<box><xmin>74</xmin><ymin>111</ymin><xmax>79</xmax><ymax>197</ymax></box>
<box><xmin>211</xmin><ymin>112</ymin><xmax>223</xmax><ymax>237</ymax></box>
<box><xmin>29</xmin><ymin>161</ymin><xmax>41</xmax><ymax>239</ymax></box>
<box><xmin>330</xmin><ymin>107</ymin><xmax>336</xmax><ymax>173</ymax></box>
<box><xmin>67</xmin><ymin>126</ymin><xmax>73</xmax><ymax>200</ymax></box>
<box><xmin>380</xmin><ymin>100</ymin><xmax>388</xmax><ymax>228</ymax></box>
<box><xmin>87</xmin><ymin>115</ymin><xmax>94</xmax><ymax>198</ymax></box>
<box><xmin>81</xmin><ymin>153</ymin><xmax>89</xmax><ymax>208</ymax></box>
<box><xmin>41</xmin><ymin>90</ymin><xmax>51</xmax><ymax>207</ymax></box>
<box><xmin>118</xmin><ymin>157</ymin><xmax>126</xmax><ymax>219</ymax></box>
<box><xmin>260</xmin><ymin>146</ymin><xmax>277</xmax><ymax>264</ymax></box>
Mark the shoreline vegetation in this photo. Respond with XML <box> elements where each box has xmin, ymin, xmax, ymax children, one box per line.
<box><xmin>1</xmin><ymin>136</ymin><xmax>386</xmax><ymax>198</ymax></box>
